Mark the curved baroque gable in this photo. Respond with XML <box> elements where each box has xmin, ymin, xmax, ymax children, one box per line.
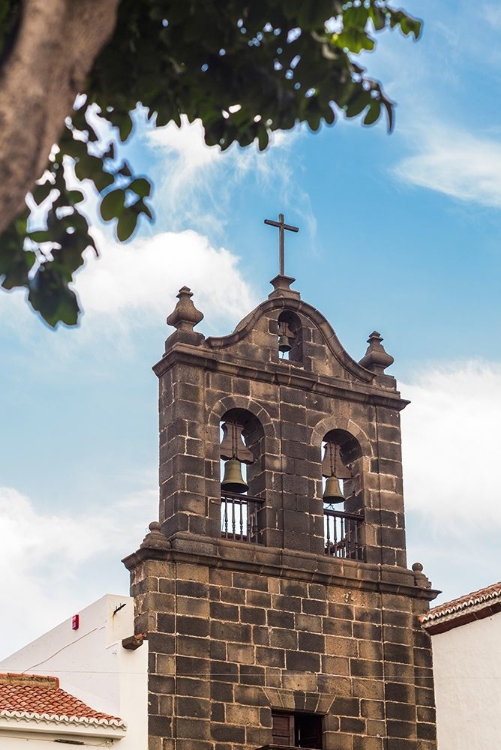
<box><xmin>205</xmin><ymin>296</ymin><xmax>374</xmax><ymax>383</ymax></box>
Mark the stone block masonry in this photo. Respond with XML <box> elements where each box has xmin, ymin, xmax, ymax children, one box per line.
<box><xmin>125</xmin><ymin>538</ymin><xmax>436</xmax><ymax>750</ymax></box>
<box><xmin>124</xmin><ymin>280</ymin><xmax>438</xmax><ymax>750</ymax></box>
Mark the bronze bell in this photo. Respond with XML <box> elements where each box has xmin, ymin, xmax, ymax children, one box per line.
<box><xmin>221</xmin><ymin>458</ymin><xmax>249</xmax><ymax>494</ymax></box>
<box><xmin>323</xmin><ymin>475</ymin><xmax>345</xmax><ymax>504</ymax></box>
<box><xmin>278</xmin><ymin>334</ymin><xmax>292</xmax><ymax>353</ymax></box>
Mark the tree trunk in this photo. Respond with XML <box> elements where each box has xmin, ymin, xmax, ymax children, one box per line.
<box><xmin>0</xmin><ymin>0</ymin><xmax>120</xmax><ymax>234</ymax></box>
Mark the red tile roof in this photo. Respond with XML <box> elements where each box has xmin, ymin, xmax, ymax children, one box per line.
<box><xmin>421</xmin><ymin>581</ymin><xmax>501</xmax><ymax>634</ymax></box>
<box><xmin>0</xmin><ymin>673</ymin><xmax>125</xmax><ymax>728</ymax></box>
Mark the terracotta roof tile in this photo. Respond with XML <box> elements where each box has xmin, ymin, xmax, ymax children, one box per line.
<box><xmin>421</xmin><ymin>581</ymin><xmax>501</xmax><ymax>634</ymax></box>
<box><xmin>0</xmin><ymin>673</ymin><xmax>125</xmax><ymax>728</ymax></box>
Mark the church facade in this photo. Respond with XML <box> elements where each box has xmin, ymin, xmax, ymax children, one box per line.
<box><xmin>123</xmin><ymin>249</ymin><xmax>438</xmax><ymax>750</ymax></box>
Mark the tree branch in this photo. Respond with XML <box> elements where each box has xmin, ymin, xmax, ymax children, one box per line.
<box><xmin>0</xmin><ymin>0</ymin><xmax>120</xmax><ymax>234</ymax></box>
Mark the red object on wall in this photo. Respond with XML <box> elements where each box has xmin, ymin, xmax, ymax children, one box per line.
<box><xmin>71</xmin><ymin>614</ymin><xmax>79</xmax><ymax>631</ymax></box>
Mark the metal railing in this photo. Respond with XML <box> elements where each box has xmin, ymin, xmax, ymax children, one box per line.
<box><xmin>324</xmin><ymin>507</ymin><xmax>364</xmax><ymax>560</ymax></box>
<box><xmin>221</xmin><ymin>492</ymin><xmax>264</xmax><ymax>543</ymax></box>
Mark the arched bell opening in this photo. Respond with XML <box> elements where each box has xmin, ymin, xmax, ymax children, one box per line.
<box><xmin>321</xmin><ymin>429</ymin><xmax>363</xmax><ymax>506</ymax></box>
<box><xmin>277</xmin><ymin>310</ymin><xmax>302</xmax><ymax>362</ymax></box>
<box><xmin>321</xmin><ymin>429</ymin><xmax>364</xmax><ymax>560</ymax></box>
<box><xmin>219</xmin><ymin>409</ymin><xmax>265</xmax><ymax>543</ymax></box>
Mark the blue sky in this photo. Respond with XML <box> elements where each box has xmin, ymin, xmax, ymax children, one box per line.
<box><xmin>1</xmin><ymin>0</ymin><xmax>501</xmax><ymax>655</ymax></box>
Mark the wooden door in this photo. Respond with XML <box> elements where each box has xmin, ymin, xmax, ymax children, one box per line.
<box><xmin>272</xmin><ymin>712</ymin><xmax>294</xmax><ymax>746</ymax></box>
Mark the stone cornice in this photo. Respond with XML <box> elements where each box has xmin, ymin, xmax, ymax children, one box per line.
<box><xmin>123</xmin><ymin>534</ymin><xmax>438</xmax><ymax>602</ymax></box>
<box><xmin>153</xmin><ymin>346</ymin><xmax>409</xmax><ymax>412</ymax></box>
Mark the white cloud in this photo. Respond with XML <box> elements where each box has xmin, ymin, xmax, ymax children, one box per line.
<box><xmin>483</xmin><ymin>3</ymin><xmax>501</xmax><ymax>29</ymax></box>
<box><xmin>0</xmin><ymin>485</ymin><xmax>156</xmax><ymax>658</ymax></box>
<box><xmin>149</xmin><ymin>116</ymin><xmax>220</xmax><ymax>177</ymax></box>
<box><xmin>77</xmin><ymin>227</ymin><xmax>258</xmax><ymax>332</ymax></box>
<box><xmin>392</xmin><ymin>122</ymin><xmax>501</xmax><ymax>208</ymax></box>
<box><xmin>398</xmin><ymin>360</ymin><xmax>501</xmax><ymax>600</ymax></box>
<box><xmin>0</xmin><ymin>226</ymin><xmax>258</xmax><ymax>353</ymax></box>
<box><xmin>365</xmin><ymin>1</ymin><xmax>501</xmax><ymax>209</ymax></box>
<box><xmin>401</xmin><ymin>361</ymin><xmax>501</xmax><ymax>533</ymax></box>
<box><xmin>146</xmin><ymin>115</ymin><xmax>316</xmax><ymax>237</ymax></box>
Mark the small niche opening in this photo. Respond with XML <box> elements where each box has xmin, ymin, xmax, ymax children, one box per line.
<box><xmin>277</xmin><ymin>310</ymin><xmax>302</xmax><ymax>362</ymax></box>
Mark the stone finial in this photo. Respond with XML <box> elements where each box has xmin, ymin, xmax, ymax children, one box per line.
<box><xmin>140</xmin><ymin>521</ymin><xmax>171</xmax><ymax>550</ymax></box>
<box><xmin>164</xmin><ymin>287</ymin><xmax>205</xmax><ymax>350</ymax></box>
<box><xmin>412</xmin><ymin>561</ymin><xmax>431</xmax><ymax>588</ymax></box>
<box><xmin>167</xmin><ymin>286</ymin><xmax>204</xmax><ymax>332</ymax></box>
<box><xmin>359</xmin><ymin>331</ymin><xmax>394</xmax><ymax>375</ymax></box>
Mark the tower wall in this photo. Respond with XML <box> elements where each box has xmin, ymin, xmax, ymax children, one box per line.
<box><xmin>124</xmin><ymin>288</ymin><xmax>437</xmax><ymax>750</ymax></box>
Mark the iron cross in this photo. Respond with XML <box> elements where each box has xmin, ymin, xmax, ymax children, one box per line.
<box><xmin>264</xmin><ymin>213</ymin><xmax>299</xmax><ymax>276</ymax></box>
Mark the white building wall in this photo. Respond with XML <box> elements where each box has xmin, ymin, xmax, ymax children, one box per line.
<box><xmin>0</xmin><ymin>724</ymin><xmax>124</xmax><ymax>748</ymax></box>
<box><xmin>0</xmin><ymin>595</ymin><xmax>147</xmax><ymax>750</ymax></box>
<box><xmin>432</xmin><ymin>612</ymin><xmax>501</xmax><ymax>750</ymax></box>
<box><xmin>0</xmin><ymin>737</ymin><xmax>80</xmax><ymax>749</ymax></box>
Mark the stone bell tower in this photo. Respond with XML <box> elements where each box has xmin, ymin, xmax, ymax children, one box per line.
<box><xmin>123</xmin><ymin>220</ymin><xmax>438</xmax><ymax>750</ymax></box>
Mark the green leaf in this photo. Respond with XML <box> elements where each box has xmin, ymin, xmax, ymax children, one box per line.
<box><xmin>401</xmin><ymin>15</ymin><xmax>422</xmax><ymax>39</ymax></box>
<box><xmin>345</xmin><ymin>90</ymin><xmax>370</xmax><ymax>118</ymax></box>
<box><xmin>28</xmin><ymin>230</ymin><xmax>51</xmax><ymax>243</ymax></box>
<box><xmin>28</xmin><ymin>266</ymin><xmax>80</xmax><ymax>327</ymax></box>
<box><xmin>369</xmin><ymin>6</ymin><xmax>386</xmax><ymax>31</ymax></box>
<box><xmin>74</xmin><ymin>157</ymin><xmax>90</xmax><ymax>182</ymax></box>
<box><xmin>119</xmin><ymin>113</ymin><xmax>134</xmax><ymax>142</ymax></box>
<box><xmin>55</xmin><ymin>232</ymin><xmax>88</xmax><ymax>276</ymax></box>
<box><xmin>62</xmin><ymin>137</ymin><xmax>89</xmax><ymax>160</ymax></box>
<box><xmin>336</xmin><ymin>27</ymin><xmax>375</xmax><ymax>53</ymax></box>
<box><xmin>100</xmin><ymin>189</ymin><xmax>126</xmax><ymax>221</ymax></box>
<box><xmin>93</xmin><ymin>169</ymin><xmax>115</xmax><ymax>192</ymax></box>
<box><xmin>86</xmin><ymin>121</ymin><xmax>99</xmax><ymax>142</ymax></box>
<box><xmin>31</xmin><ymin>180</ymin><xmax>54</xmax><ymax>205</ymax></box>
<box><xmin>118</xmin><ymin>161</ymin><xmax>133</xmax><ymax>177</ymax></box>
<box><xmin>1</xmin><ymin>252</ymin><xmax>36</xmax><ymax>289</ymax></box>
<box><xmin>139</xmin><ymin>200</ymin><xmax>154</xmax><ymax>221</ymax></box>
<box><xmin>363</xmin><ymin>102</ymin><xmax>380</xmax><ymax>126</ymax></box>
<box><xmin>116</xmin><ymin>210</ymin><xmax>138</xmax><ymax>241</ymax></box>
<box><xmin>343</xmin><ymin>6</ymin><xmax>369</xmax><ymax>29</ymax></box>
<box><xmin>257</xmin><ymin>125</ymin><xmax>269</xmax><ymax>151</ymax></box>
<box><xmin>74</xmin><ymin>153</ymin><xmax>114</xmax><ymax>192</ymax></box>
<box><xmin>0</xmin><ymin>209</ymin><xmax>36</xmax><ymax>289</ymax></box>
<box><xmin>128</xmin><ymin>177</ymin><xmax>151</xmax><ymax>198</ymax></box>
<box><xmin>70</xmin><ymin>106</ymin><xmax>88</xmax><ymax>132</ymax></box>
<box><xmin>297</xmin><ymin>0</ymin><xmax>335</xmax><ymax>30</ymax></box>
<box><xmin>382</xmin><ymin>97</ymin><xmax>394</xmax><ymax>132</ymax></box>
<box><xmin>322</xmin><ymin>105</ymin><xmax>335</xmax><ymax>126</ymax></box>
<box><xmin>68</xmin><ymin>190</ymin><xmax>85</xmax><ymax>204</ymax></box>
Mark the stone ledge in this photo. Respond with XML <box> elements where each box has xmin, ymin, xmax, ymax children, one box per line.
<box><xmin>123</xmin><ymin>534</ymin><xmax>438</xmax><ymax>602</ymax></box>
<box><xmin>153</xmin><ymin>346</ymin><xmax>407</xmax><ymax>410</ymax></box>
